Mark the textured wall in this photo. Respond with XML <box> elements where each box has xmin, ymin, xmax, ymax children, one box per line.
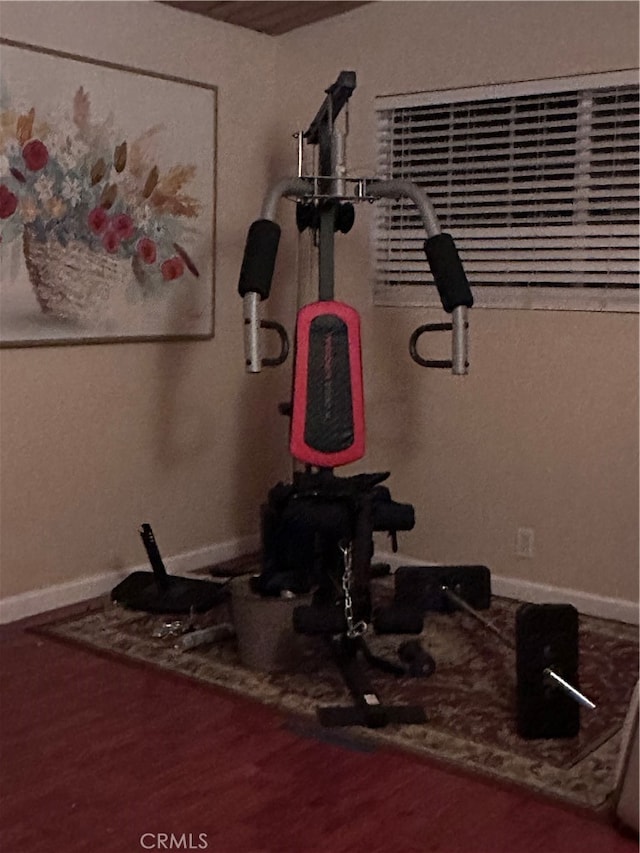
<box><xmin>0</xmin><ymin>1</ymin><xmax>287</xmax><ymax>596</ymax></box>
<box><xmin>273</xmin><ymin>1</ymin><xmax>639</xmax><ymax>601</ymax></box>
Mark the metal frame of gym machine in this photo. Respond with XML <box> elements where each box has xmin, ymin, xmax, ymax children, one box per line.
<box><xmin>237</xmin><ymin>71</ymin><xmax>595</xmax><ymax>734</ymax></box>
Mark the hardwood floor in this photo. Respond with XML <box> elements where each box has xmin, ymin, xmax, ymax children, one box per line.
<box><xmin>0</xmin><ymin>619</ymin><xmax>636</xmax><ymax>853</ymax></box>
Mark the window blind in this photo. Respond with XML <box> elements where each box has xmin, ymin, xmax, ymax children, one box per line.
<box><xmin>374</xmin><ymin>71</ymin><xmax>639</xmax><ymax>311</ymax></box>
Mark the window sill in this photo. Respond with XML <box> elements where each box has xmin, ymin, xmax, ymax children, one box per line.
<box><xmin>373</xmin><ymin>284</ymin><xmax>639</xmax><ymax>314</ymax></box>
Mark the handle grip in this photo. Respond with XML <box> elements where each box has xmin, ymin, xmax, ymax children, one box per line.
<box><xmin>259</xmin><ymin>319</ymin><xmax>289</xmax><ymax>368</ymax></box>
<box><xmin>409</xmin><ymin>307</ymin><xmax>469</xmax><ymax>375</ymax></box>
<box><xmin>139</xmin><ymin>523</ymin><xmax>170</xmax><ymax>592</ymax></box>
<box><xmin>424</xmin><ymin>233</ymin><xmax>473</xmax><ymax>313</ymax></box>
<box><xmin>243</xmin><ymin>293</ymin><xmax>289</xmax><ymax>372</ymax></box>
<box><xmin>238</xmin><ymin>219</ymin><xmax>281</xmax><ymax>300</ymax></box>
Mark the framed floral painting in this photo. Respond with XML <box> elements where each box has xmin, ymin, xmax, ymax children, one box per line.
<box><xmin>0</xmin><ymin>39</ymin><xmax>216</xmax><ymax>346</ymax></box>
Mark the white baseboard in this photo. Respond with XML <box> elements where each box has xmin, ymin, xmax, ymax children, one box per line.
<box><xmin>0</xmin><ymin>534</ymin><xmax>260</xmax><ymax>625</ymax></box>
<box><xmin>3</xmin><ymin>540</ymin><xmax>636</xmax><ymax>627</ymax></box>
<box><xmin>375</xmin><ymin>550</ymin><xmax>639</xmax><ymax>625</ymax></box>
<box><xmin>489</xmin><ymin>574</ymin><xmax>639</xmax><ymax>626</ymax></box>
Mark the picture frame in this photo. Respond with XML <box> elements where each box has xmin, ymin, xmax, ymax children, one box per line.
<box><xmin>0</xmin><ymin>38</ymin><xmax>217</xmax><ymax>347</ymax></box>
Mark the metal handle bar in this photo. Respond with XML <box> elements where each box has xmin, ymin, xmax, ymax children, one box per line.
<box><xmin>409</xmin><ymin>322</ymin><xmax>454</xmax><ymax>370</ymax></box>
<box><xmin>259</xmin><ymin>319</ymin><xmax>289</xmax><ymax>368</ymax></box>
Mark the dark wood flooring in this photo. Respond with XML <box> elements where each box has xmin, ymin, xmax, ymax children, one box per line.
<box><xmin>0</xmin><ymin>616</ymin><xmax>637</xmax><ymax>853</ymax></box>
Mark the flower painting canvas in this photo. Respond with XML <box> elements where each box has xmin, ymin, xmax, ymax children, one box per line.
<box><xmin>0</xmin><ymin>40</ymin><xmax>216</xmax><ymax>345</ymax></box>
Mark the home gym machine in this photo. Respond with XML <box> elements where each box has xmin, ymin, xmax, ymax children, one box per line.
<box><xmin>238</xmin><ymin>71</ymin><xmax>595</xmax><ymax>735</ymax></box>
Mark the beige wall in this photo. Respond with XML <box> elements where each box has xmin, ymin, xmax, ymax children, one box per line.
<box><xmin>0</xmin><ymin>1</ymin><xmax>638</xmax><ymax>606</ymax></box>
<box><xmin>273</xmin><ymin>1</ymin><xmax>639</xmax><ymax>601</ymax></box>
<box><xmin>0</xmin><ymin>1</ymin><xmax>289</xmax><ymax>597</ymax></box>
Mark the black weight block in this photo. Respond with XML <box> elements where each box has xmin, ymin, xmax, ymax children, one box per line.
<box><xmin>372</xmin><ymin>605</ymin><xmax>424</xmax><ymax>635</ymax></box>
<box><xmin>394</xmin><ymin>565</ymin><xmax>492</xmax><ymax>613</ymax></box>
<box><xmin>516</xmin><ymin>603</ymin><xmax>580</xmax><ymax>739</ymax></box>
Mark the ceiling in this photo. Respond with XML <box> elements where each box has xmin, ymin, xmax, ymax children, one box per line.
<box><xmin>161</xmin><ymin>2</ymin><xmax>371</xmax><ymax>36</ymax></box>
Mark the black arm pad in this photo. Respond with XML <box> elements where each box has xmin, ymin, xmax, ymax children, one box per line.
<box><xmin>372</xmin><ymin>500</ymin><xmax>415</xmax><ymax>533</ymax></box>
<box><xmin>424</xmin><ymin>233</ymin><xmax>474</xmax><ymax>313</ymax></box>
<box><xmin>238</xmin><ymin>219</ymin><xmax>281</xmax><ymax>300</ymax></box>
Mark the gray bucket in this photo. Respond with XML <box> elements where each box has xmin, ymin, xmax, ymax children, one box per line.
<box><xmin>230</xmin><ymin>576</ymin><xmax>313</xmax><ymax>672</ymax></box>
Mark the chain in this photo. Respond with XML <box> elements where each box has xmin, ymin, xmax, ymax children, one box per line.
<box><xmin>339</xmin><ymin>541</ymin><xmax>367</xmax><ymax>638</ymax></box>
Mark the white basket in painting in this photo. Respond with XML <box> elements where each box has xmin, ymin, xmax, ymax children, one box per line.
<box><xmin>23</xmin><ymin>229</ymin><xmax>133</xmax><ymax>324</ymax></box>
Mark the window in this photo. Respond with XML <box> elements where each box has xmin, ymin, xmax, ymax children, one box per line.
<box><xmin>374</xmin><ymin>71</ymin><xmax>639</xmax><ymax>312</ymax></box>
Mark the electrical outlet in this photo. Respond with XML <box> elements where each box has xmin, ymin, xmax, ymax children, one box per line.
<box><xmin>516</xmin><ymin>527</ymin><xmax>535</xmax><ymax>558</ymax></box>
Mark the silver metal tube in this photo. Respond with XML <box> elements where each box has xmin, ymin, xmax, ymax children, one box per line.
<box><xmin>295</xmin><ymin>131</ymin><xmax>304</xmax><ymax>178</ymax></box>
<box><xmin>175</xmin><ymin>623</ymin><xmax>235</xmax><ymax>651</ymax></box>
<box><xmin>544</xmin><ymin>668</ymin><xmax>597</xmax><ymax>710</ymax></box>
<box><xmin>243</xmin><ymin>292</ymin><xmax>261</xmax><ymax>373</ymax></box>
<box><xmin>332</xmin><ymin>128</ymin><xmax>347</xmax><ymax>198</ymax></box>
<box><xmin>452</xmin><ymin>306</ymin><xmax>469</xmax><ymax>376</ymax></box>
<box><xmin>443</xmin><ymin>587</ymin><xmax>515</xmax><ymax>650</ymax></box>
<box><xmin>368</xmin><ymin>179</ymin><xmax>442</xmax><ymax>237</ymax></box>
<box><xmin>260</xmin><ymin>177</ymin><xmax>313</xmax><ymax>221</ymax></box>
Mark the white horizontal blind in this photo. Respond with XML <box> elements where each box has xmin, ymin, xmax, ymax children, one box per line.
<box><xmin>374</xmin><ymin>72</ymin><xmax>639</xmax><ymax>311</ymax></box>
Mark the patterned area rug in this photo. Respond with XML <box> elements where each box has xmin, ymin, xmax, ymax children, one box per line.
<box><xmin>35</xmin><ymin>564</ymin><xmax>638</xmax><ymax>813</ymax></box>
